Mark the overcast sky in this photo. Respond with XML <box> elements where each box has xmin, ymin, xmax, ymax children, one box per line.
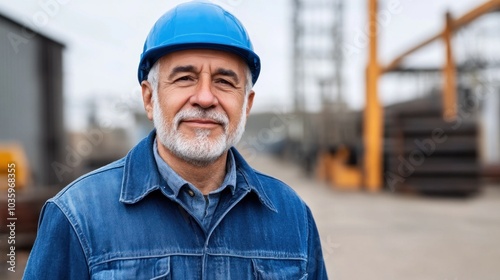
<box><xmin>0</xmin><ymin>0</ymin><xmax>488</xmax><ymax>130</ymax></box>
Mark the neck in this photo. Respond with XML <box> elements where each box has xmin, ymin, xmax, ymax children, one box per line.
<box><xmin>157</xmin><ymin>138</ymin><xmax>228</xmax><ymax>195</ymax></box>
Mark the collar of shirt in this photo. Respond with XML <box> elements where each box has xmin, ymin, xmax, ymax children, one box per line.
<box><xmin>153</xmin><ymin>138</ymin><xmax>237</xmax><ymax>198</ymax></box>
<box><xmin>119</xmin><ymin>130</ymin><xmax>277</xmax><ymax>213</ymax></box>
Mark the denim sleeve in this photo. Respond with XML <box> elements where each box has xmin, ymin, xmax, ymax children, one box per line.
<box><xmin>306</xmin><ymin>206</ymin><xmax>328</xmax><ymax>279</ymax></box>
<box><xmin>23</xmin><ymin>202</ymin><xmax>89</xmax><ymax>280</ymax></box>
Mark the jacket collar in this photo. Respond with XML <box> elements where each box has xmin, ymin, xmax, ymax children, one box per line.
<box><xmin>119</xmin><ymin>130</ymin><xmax>277</xmax><ymax>212</ymax></box>
<box><xmin>230</xmin><ymin>146</ymin><xmax>277</xmax><ymax>212</ymax></box>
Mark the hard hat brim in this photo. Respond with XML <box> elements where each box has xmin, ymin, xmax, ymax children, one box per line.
<box><xmin>138</xmin><ymin>41</ymin><xmax>261</xmax><ymax>85</ymax></box>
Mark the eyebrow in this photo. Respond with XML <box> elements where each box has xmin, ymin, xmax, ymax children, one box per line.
<box><xmin>168</xmin><ymin>65</ymin><xmax>197</xmax><ymax>80</ymax></box>
<box><xmin>167</xmin><ymin>65</ymin><xmax>240</xmax><ymax>84</ymax></box>
<box><xmin>214</xmin><ymin>68</ymin><xmax>240</xmax><ymax>84</ymax></box>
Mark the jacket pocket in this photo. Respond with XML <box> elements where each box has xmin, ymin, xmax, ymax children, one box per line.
<box><xmin>251</xmin><ymin>258</ymin><xmax>308</xmax><ymax>280</ymax></box>
<box><xmin>91</xmin><ymin>256</ymin><xmax>170</xmax><ymax>280</ymax></box>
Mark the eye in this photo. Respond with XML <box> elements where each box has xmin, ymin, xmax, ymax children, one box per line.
<box><xmin>173</xmin><ymin>75</ymin><xmax>197</xmax><ymax>86</ymax></box>
<box><xmin>215</xmin><ymin>78</ymin><xmax>234</xmax><ymax>87</ymax></box>
<box><xmin>175</xmin><ymin>75</ymin><xmax>194</xmax><ymax>82</ymax></box>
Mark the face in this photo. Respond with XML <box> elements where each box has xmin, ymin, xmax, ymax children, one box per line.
<box><xmin>142</xmin><ymin>49</ymin><xmax>255</xmax><ymax>166</ymax></box>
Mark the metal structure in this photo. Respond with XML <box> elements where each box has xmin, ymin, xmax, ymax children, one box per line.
<box><xmin>364</xmin><ymin>0</ymin><xmax>383</xmax><ymax>191</ymax></box>
<box><xmin>381</xmin><ymin>0</ymin><xmax>500</xmax><ymax>120</ymax></box>
<box><xmin>291</xmin><ymin>0</ymin><xmax>345</xmax><ymax>169</ymax></box>
<box><xmin>375</xmin><ymin>0</ymin><xmax>500</xmax><ymax>192</ymax></box>
<box><xmin>317</xmin><ymin>0</ymin><xmax>500</xmax><ymax>193</ymax></box>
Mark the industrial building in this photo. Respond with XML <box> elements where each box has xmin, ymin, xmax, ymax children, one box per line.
<box><xmin>0</xmin><ymin>12</ymin><xmax>65</xmax><ymax>188</ymax></box>
<box><xmin>0</xmin><ymin>14</ymin><xmax>67</xmax><ymax>273</ymax></box>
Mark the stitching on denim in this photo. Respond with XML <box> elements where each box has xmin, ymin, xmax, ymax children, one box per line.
<box><xmin>49</xmin><ymin>201</ymin><xmax>93</xmax><ymax>275</ymax></box>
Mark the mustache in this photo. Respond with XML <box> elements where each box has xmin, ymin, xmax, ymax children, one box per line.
<box><xmin>174</xmin><ymin>108</ymin><xmax>229</xmax><ymax>129</ymax></box>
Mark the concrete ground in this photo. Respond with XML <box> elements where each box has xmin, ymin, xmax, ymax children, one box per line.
<box><xmin>3</xmin><ymin>154</ymin><xmax>500</xmax><ymax>280</ymax></box>
<box><xmin>249</xmin><ymin>154</ymin><xmax>500</xmax><ymax>280</ymax></box>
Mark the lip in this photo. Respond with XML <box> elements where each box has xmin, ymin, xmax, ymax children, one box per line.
<box><xmin>180</xmin><ymin>118</ymin><xmax>222</xmax><ymax>128</ymax></box>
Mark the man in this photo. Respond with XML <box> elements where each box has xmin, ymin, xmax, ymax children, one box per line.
<box><xmin>23</xmin><ymin>1</ymin><xmax>328</xmax><ymax>279</ymax></box>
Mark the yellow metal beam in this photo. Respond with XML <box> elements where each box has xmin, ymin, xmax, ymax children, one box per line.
<box><xmin>382</xmin><ymin>0</ymin><xmax>500</xmax><ymax>73</ymax></box>
<box><xmin>454</xmin><ymin>0</ymin><xmax>500</xmax><ymax>28</ymax></box>
<box><xmin>363</xmin><ymin>0</ymin><xmax>383</xmax><ymax>191</ymax></box>
<box><xmin>443</xmin><ymin>12</ymin><xmax>457</xmax><ymax>121</ymax></box>
<box><xmin>360</xmin><ymin>0</ymin><xmax>500</xmax><ymax>192</ymax></box>
<box><xmin>382</xmin><ymin>33</ymin><xmax>441</xmax><ymax>73</ymax></box>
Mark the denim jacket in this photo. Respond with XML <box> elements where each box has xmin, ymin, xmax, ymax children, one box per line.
<box><xmin>23</xmin><ymin>131</ymin><xmax>328</xmax><ymax>279</ymax></box>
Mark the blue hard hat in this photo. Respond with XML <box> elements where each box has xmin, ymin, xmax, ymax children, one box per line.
<box><xmin>138</xmin><ymin>1</ymin><xmax>261</xmax><ymax>85</ymax></box>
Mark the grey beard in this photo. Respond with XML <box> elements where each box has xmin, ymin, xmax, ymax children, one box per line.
<box><xmin>153</xmin><ymin>100</ymin><xmax>247</xmax><ymax>166</ymax></box>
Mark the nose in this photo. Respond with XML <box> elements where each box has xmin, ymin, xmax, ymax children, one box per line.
<box><xmin>189</xmin><ymin>74</ymin><xmax>219</xmax><ymax>109</ymax></box>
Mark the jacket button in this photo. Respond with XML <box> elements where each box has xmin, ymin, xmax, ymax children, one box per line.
<box><xmin>187</xmin><ymin>189</ymin><xmax>195</xmax><ymax>197</ymax></box>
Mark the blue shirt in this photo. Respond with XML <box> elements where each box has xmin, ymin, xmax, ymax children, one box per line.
<box><xmin>153</xmin><ymin>138</ymin><xmax>237</xmax><ymax>231</ymax></box>
<box><xmin>23</xmin><ymin>130</ymin><xmax>328</xmax><ymax>279</ymax></box>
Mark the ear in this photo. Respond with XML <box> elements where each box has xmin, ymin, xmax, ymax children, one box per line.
<box><xmin>245</xmin><ymin>90</ymin><xmax>255</xmax><ymax>117</ymax></box>
<box><xmin>141</xmin><ymin>80</ymin><xmax>154</xmax><ymax>121</ymax></box>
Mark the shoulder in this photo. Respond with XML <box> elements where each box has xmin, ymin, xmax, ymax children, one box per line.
<box><xmin>253</xmin><ymin>169</ymin><xmax>308</xmax><ymax>213</ymax></box>
<box><xmin>230</xmin><ymin>148</ymin><xmax>308</xmax><ymax>213</ymax></box>
<box><xmin>50</xmin><ymin>158</ymin><xmax>126</xmax><ymax>206</ymax></box>
<box><xmin>254</xmin><ymin>169</ymin><xmax>298</xmax><ymax>195</ymax></box>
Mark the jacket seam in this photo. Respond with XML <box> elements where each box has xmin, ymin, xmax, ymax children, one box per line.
<box><xmin>306</xmin><ymin>206</ymin><xmax>313</xmax><ymax>272</ymax></box>
<box><xmin>52</xmin><ymin>160</ymin><xmax>125</xmax><ymax>199</ymax></box>
<box><xmin>48</xmin><ymin>201</ymin><xmax>92</xmax><ymax>275</ymax></box>
<box><xmin>91</xmin><ymin>252</ymin><xmax>203</xmax><ymax>268</ymax></box>
<box><xmin>207</xmin><ymin>252</ymin><xmax>307</xmax><ymax>261</ymax></box>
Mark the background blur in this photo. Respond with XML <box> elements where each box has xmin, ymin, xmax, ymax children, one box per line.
<box><xmin>1</xmin><ymin>0</ymin><xmax>499</xmax><ymax>279</ymax></box>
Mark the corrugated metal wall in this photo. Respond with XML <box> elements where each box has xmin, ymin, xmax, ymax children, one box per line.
<box><xmin>0</xmin><ymin>14</ymin><xmax>65</xmax><ymax>187</ymax></box>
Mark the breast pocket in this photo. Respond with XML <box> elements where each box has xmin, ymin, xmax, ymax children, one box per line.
<box><xmin>251</xmin><ymin>258</ymin><xmax>308</xmax><ymax>280</ymax></box>
<box><xmin>91</xmin><ymin>256</ymin><xmax>170</xmax><ymax>280</ymax></box>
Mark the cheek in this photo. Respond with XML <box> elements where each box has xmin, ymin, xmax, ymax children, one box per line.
<box><xmin>224</xmin><ymin>99</ymin><xmax>246</xmax><ymax>128</ymax></box>
<box><xmin>159</xmin><ymin>94</ymin><xmax>189</xmax><ymax>118</ymax></box>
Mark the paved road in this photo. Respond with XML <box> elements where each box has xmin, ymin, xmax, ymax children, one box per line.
<box><xmin>250</xmin><ymin>154</ymin><xmax>500</xmax><ymax>280</ymax></box>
